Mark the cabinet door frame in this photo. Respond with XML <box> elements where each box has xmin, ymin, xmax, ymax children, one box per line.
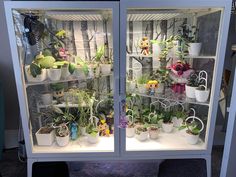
<box><xmin>5</xmin><ymin>1</ymin><xmax>120</xmax><ymax>159</ymax></box>
<box><xmin>119</xmin><ymin>0</ymin><xmax>231</xmax><ymax>158</ymax></box>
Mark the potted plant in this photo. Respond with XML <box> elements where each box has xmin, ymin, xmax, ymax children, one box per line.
<box><xmin>172</xmin><ymin>110</ymin><xmax>188</xmax><ymax>127</ymax></box>
<box><xmin>87</xmin><ymin>61</ymin><xmax>100</xmax><ymax>78</ymax></box>
<box><xmin>126</xmin><ymin>79</ymin><xmax>136</xmax><ymax>93</ymax></box>
<box><xmin>78</xmin><ymin>107</ymin><xmax>90</xmax><ymax>136</ymax></box>
<box><xmin>151</xmin><ymin>69</ymin><xmax>170</xmax><ymax>94</ymax></box>
<box><xmin>25</xmin><ymin>52</ymin><xmax>55</xmax><ymax>82</ymax></box>
<box><xmin>25</xmin><ymin>63</ymin><xmax>47</xmax><ymax>83</ymax></box>
<box><xmin>161</xmin><ymin>111</ymin><xmax>174</xmax><ymax>133</ymax></box>
<box><xmin>126</xmin><ymin>121</ymin><xmax>135</xmax><ymax>138</ymax></box>
<box><xmin>47</xmin><ymin>62</ymin><xmax>62</xmax><ymax>81</ymax></box>
<box><xmin>179</xmin><ymin>117</ymin><xmax>204</xmax><ymax>145</ymax></box>
<box><xmin>50</xmin><ymin>83</ymin><xmax>64</xmax><ymax>103</ymax></box>
<box><xmin>137</xmin><ymin>74</ymin><xmax>149</xmax><ymax>94</ymax></box>
<box><xmin>178</xmin><ymin>23</ymin><xmax>201</xmax><ymax>56</ymax></box>
<box><xmin>195</xmin><ymin>85</ymin><xmax>210</xmax><ymax>103</ymax></box>
<box><xmin>149</xmin><ymin>125</ymin><xmax>159</xmax><ymax>140</ymax></box>
<box><xmin>86</xmin><ymin>123</ymin><xmax>99</xmax><ymax>144</ymax></box>
<box><xmin>135</xmin><ymin>125</ymin><xmax>149</xmax><ymax>141</ymax></box>
<box><xmin>35</xmin><ymin>125</ymin><xmax>55</xmax><ymax>146</ymax></box>
<box><xmin>41</xmin><ymin>91</ymin><xmax>53</xmax><ymax>105</ymax></box>
<box><xmin>61</xmin><ymin>63</ymin><xmax>71</xmax><ymax>80</ymax></box>
<box><xmin>195</xmin><ymin>71</ymin><xmax>210</xmax><ymax>102</ymax></box>
<box><xmin>52</xmin><ymin>104</ymin><xmax>76</xmax><ymax>146</ymax></box>
<box><xmin>185</xmin><ymin>73</ymin><xmax>199</xmax><ymax>99</ymax></box>
<box><xmin>169</xmin><ymin>61</ymin><xmax>194</xmax><ymax>94</ymax></box>
<box><xmin>73</xmin><ymin>57</ymin><xmax>89</xmax><ymax>80</ymax></box>
<box><xmin>93</xmin><ymin>45</ymin><xmax>112</xmax><ymax>75</ymax></box>
<box><xmin>55</xmin><ymin>123</ymin><xmax>70</xmax><ymax>147</ymax></box>
<box><xmin>126</xmin><ymin>109</ymin><xmax>136</xmax><ymax>138</ymax></box>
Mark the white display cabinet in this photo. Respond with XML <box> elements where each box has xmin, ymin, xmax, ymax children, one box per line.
<box><xmin>5</xmin><ymin>1</ymin><xmax>120</xmax><ymax>176</ymax></box>
<box><xmin>119</xmin><ymin>0</ymin><xmax>231</xmax><ymax>176</ymax></box>
<box><xmin>5</xmin><ymin>1</ymin><xmax>231</xmax><ymax>177</ymax></box>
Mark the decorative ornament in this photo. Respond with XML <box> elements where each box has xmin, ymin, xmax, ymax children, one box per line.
<box><xmin>146</xmin><ymin>80</ymin><xmax>158</xmax><ymax>95</ymax></box>
<box><xmin>139</xmin><ymin>37</ymin><xmax>150</xmax><ymax>55</ymax></box>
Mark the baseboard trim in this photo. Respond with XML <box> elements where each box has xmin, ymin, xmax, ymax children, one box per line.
<box><xmin>4</xmin><ymin>129</ymin><xmax>18</xmax><ymax>149</ymax></box>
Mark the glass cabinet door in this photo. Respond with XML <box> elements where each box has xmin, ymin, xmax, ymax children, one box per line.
<box><xmin>123</xmin><ymin>8</ymin><xmax>222</xmax><ymax>152</ymax></box>
<box><xmin>9</xmin><ymin>4</ymin><xmax>119</xmax><ymax>155</ymax></box>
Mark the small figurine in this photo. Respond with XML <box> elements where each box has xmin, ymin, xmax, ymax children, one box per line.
<box><xmin>70</xmin><ymin>122</ymin><xmax>78</xmax><ymax>140</ymax></box>
<box><xmin>98</xmin><ymin>118</ymin><xmax>110</xmax><ymax>137</ymax></box>
<box><xmin>147</xmin><ymin>80</ymin><xmax>158</xmax><ymax>95</ymax></box>
<box><xmin>106</xmin><ymin>111</ymin><xmax>114</xmax><ymax>134</ymax></box>
<box><xmin>139</xmin><ymin>37</ymin><xmax>150</xmax><ymax>55</ymax></box>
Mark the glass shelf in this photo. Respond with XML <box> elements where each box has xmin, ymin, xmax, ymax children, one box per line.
<box><xmin>126</xmin><ymin>128</ymin><xmax>205</xmax><ymax>151</ymax></box>
<box><xmin>127</xmin><ymin>54</ymin><xmax>216</xmax><ymax>59</ymax></box>
<box><xmin>37</xmin><ymin>102</ymin><xmax>79</xmax><ymax>109</ymax></box>
<box><xmin>129</xmin><ymin>88</ymin><xmax>210</xmax><ymax>106</ymax></box>
<box><xmin>25</xmin><ymin>73</ymin><xmax>112</xmax><ymax>88</ymax></box>
<box><xmin>33</xmin><ymin>135</ymin><xmax>114</xmax><ymax>153</ymax></box>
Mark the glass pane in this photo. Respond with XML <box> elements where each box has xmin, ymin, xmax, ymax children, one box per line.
<box><xmin>12</xmin><ymin>9</ymin><xmax>115</xmax><ymax>153</ymax></box>
<box><xmin>125</xmin><ymin>8</ymin><xmax>221</xmax><ymax>151</ymax></box>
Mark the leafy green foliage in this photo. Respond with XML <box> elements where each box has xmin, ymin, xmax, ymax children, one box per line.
<box><xmin>187</xmin><ymin>74</ymin><xmax>199</xmax><ymax>87</ymax></box>
<box><xmin>162</xmin><ymin>111</ymin><xmax>173</xmax><ymax>123</ymax></box>
<box><xmin>76</xmin><ymin>57</ymin><xmax>89</xmax><ymax>75</ymax></box>
<box><xmin>38</xmin><ymin>56</ymin><xmax>56</xmax><ymax>68</ymax></box>
<box><xmin>86</xmin><ymin>123</ymin><xmax>98</xmax><ymax>136</ymax></box>
<box><xmin>78</xmin><ymin>107</ymin><xmax>90</xmax><ymax>127</ymax></box>
<box><xmin>137</xmin><ymin>74</ymin><xmax>149</xmax><ymax>84</ymax></box>
<box><xmin>174</xmin><ymin>111</ymin><xmax>188</xmax><ymax>120</ymax></box>
<box><xmin>178</xmin><ymin>22</ymin><xmax>199</xmax><ymax>43</ymax></box>
<box><xmin>95</xmin><ymin>45</ymin><xmax>105</xmax><ymax>62</ymax></box>
<box><xmin>179</xmin><ymin>120</ymin><xmax>201</xmax><ymax>135</ymax></box>
<box><xmin>151</xmin><ymin>69</ymin><xmax>171</xmax><ymax>84</ymax></box>
<box><xmin>50</xmin><ymin>83</ymin><xmax>64</xmax><ymax>91</ymax></box>
<box><xmin>42</xmin><ymin>49</ymin><xmax>53</xmax><ymax>56</ymax></box>
<box><xmin>69</xmin><ymin>63</ymin><xmax>76</xmax><ymax>74</ymax></box>
<box><xmin>29</xmin><ymin>63</ymin><xmax>42</xmax><ymax>78</ymax></box>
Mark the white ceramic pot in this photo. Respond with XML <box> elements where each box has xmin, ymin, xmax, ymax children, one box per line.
<box><xmin>94</xmin><ymin>66</ymin><xmax>100</xmax><ymax>77</ymax></box>
<box><xmin>80</xmin><ymin>126</ymin><xmax>86</xmax><ymax>136</ymax></box>
<box><xmin>135</xmin><ymin>131</ymin><xmax>149</xmax><ymax>141</ymax></box>
<box><xmin>126</xmin><ymin>127</ymin><xmax>135</xmax><ymax>138</ymax></box>
<box><xmin>100</xmin><ymin>64</ymin><xmax>112</xmax><ymax>75</ymax></box>
<box><xmin>126</xmin><ymin>81</ymin><xmax>136</xmax><ymax>92</ymax></box>
<box><xmin>56</xmin><ymin>134</ymin><xmax>70</xmax><ymax>147</ymax></box>
<box><xmin>88</xmin><ymin>66</ymin><xmax>95</xmax><ymax>78</ymax></box>
<box><xmin>25</xmin><ymin>65</ymin><xmax>47</xmax><ymax>82</ymax></box>
<box><xmin>172</xmin><ymin>117</ymin><xmax>183</xmax><ymax>127</ymax></box>
<box><xmin>149</xmin><ymin>129</ymin><xmax>159</xmax><ymax>139</ymax></box>
<box><xmin>87</xmin><ymin>133</ymin><xmax>99</xmax><ymax>144</ymax></box>
<box><xmin>162</xmin><ymin>122</ymin><xmax>174</xmax><ymax>133</ymax></box>
<box><xmin>195</xmin><ymin>89</ymin><xmax>210</xmax><ymax>102</ymax></box>
<box><xmin>61</xmin><ymin>65</ymin><xmax>71</xmax><ymax>80</ymax></box>
<box><xmin>157</xmin><ymin>83</ymin><xmax>165</xmax><ymax>94</ymax></box>
<box><xmin>137</xmin><ymin>84</ymin><xmax>147</xmax><ymax>94</ymax></box>
<box><xmin>74</xmin><ymin>66</ymin><xmax>87</xmax><ymax>79</ymax></box>
<box><xmin>186</xmin><ymin>132</ymin><xmax>199</xmax><ymax>145</ymax></box>
<box><xmin>152</xmin><ymin>43</ymin><xmax>161</xmax><ymax>59</ymax></box>
<box><xmin>35</xmin><ymin>128</ymin><xmax>55</xmax><ymax>146</ymax></box>
<box><xmin>185</xmin><ymin>85</ymin><xmax>197</xmax><ymax>98</ymax></box>
<box><xmin>47</xmin><ymin>68</ymin><xmax>62</xmax><ymax>81</ymax></box>
<box><xmin>188</xmin><ymin>43</ymin><xmax>202</xmax><ymax>56</ymax></box>
<box><xmin>41</xmin><ymin>92</ymin><xmax>53</xmax><ymax>105</ymax></box>
<box><xmin>88</xmin><ymin>65</ymin><xmax>100</xmax><ymax>78</ymax></box>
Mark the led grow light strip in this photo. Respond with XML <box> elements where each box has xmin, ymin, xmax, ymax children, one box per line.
<box><xmin>46</xmin><ymin>11</ymin><xmax>103</xmax><ymax>21</ymax></box>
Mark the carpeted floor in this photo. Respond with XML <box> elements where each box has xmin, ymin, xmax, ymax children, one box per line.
<box><xmin>0</xmin><ymin>147</ymin><xmax>223</xmax><ymax>177</ymax></box>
